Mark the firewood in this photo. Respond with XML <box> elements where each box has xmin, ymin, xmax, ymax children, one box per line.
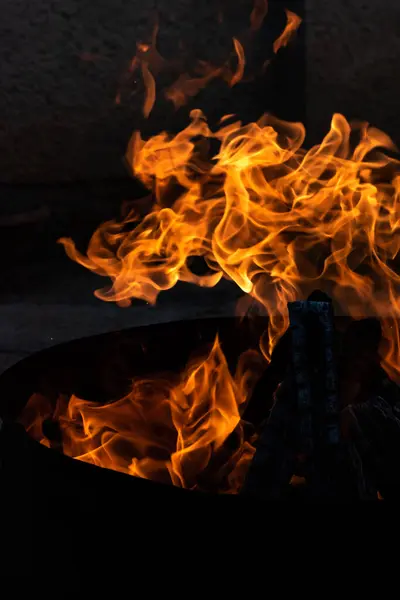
<box><xmin>242</xmin><ymin>292</ymin><xmax>347</xmax><ymax>500</ymax></box>
<box><xmin>343</xmin><ymin>394</ymin><xmax>400</xmax><ymax>500</ymax></box>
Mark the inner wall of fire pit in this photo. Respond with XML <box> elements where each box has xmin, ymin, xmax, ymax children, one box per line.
<box><xmin>0</xmin><ymin>317</ymin><xmax>266</xmax><ymax>492</ymax></box>
<box><xmin>0</xmin><ymin>317</ymin><xmax>266</xmax><ymax>421</ymax></box>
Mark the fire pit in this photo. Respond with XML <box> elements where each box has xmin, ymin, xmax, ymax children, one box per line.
<box><xmin>0</xmin><ymin>317</ymin><xmax>264</xmax><ymax>499</ymax></box>
<box><xmin>3</xmin><ymin>3</ymin><xmax>400</xmax><ymax>511</ymax></box>
<box><xmin>0</xmin><ymin>316</ymin><xmax>266</xmax><ymax>536</ymax></box>
<box><xmin>2</xmin><ymin>303</ymin><xmax>400</xmax><ymax>506</ymax></box>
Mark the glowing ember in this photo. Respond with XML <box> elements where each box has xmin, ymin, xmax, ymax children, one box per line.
<box><xmin>19</xmin><ymin>4</ymin><xmax>400</xmax><ymax>492</ymax></box>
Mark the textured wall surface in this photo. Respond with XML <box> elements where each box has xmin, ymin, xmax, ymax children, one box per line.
<box><xmin>1</xmin><ymin>0</ymin><xmax>291</xmax><ymax>184</ymax></box>
<box><xmin>307</xmin><ymin>0</ymin><xmax>400</xmax><ymax>146</ymax></box>
<box><xmin>7</xmin><ymin>1</ymin><xmax>399</xmax><ymax>184</ymax></box>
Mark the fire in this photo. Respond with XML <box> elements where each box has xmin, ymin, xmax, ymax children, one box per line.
<box><xmin>273</xmin><ymin>9</ymin><xmax>302</xmax><ymax>54</ymax></box>
<box><xmin>60</xmin><ymin>110</ymin><xmax>400</xmax><ymax>379</ymax></box>
<box><xmin>163</xmin><ymin>36</ymin><xmax>247</xmax><ymax>112</ymax></box>
<box><xmin>141</xmin><ymin>62</ymin><xmax>156</xmax><ymax>118</ymax></box>
<box><xmin>20</xmin><ymin>338</ymin><xmax>260</xmax><ymax>492</ymax></box>
<box><xmin>19</xmin><ymin>4</ymin><xmax>400</xmax><ymax>491</ymax></box>
<box><xmin>116</xmin><ymin>0</ymin><xmax>272</xmax><ymax>115</ymax></box>
<box><xmin>55</xmin><ymin>106</ymin><xmax>400</xmax><ymax>488</ymax></box>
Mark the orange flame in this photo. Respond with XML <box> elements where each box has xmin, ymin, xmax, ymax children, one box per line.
<box><xmin>229</xmin><ymin>38</ymin><xmax>246</xmax><ymax>87</ymax></box>
<box><xmin>165</xmin><ymin>69</ymin><xmax>222</xmax><ymax>110</ymax></box>
<box><xmin>273</xmin><ymin>9</ymin><xmax>302</xmax><ymax>53</ymax></box>
<box><xmin>116</xmin><ymin>21</ymin><xmax>165</xmax><ymax>115</ymax></box>
<box><xmin>21</xmin><ymin>337</ymin><xmax>260</xmax><ymax>492</ymax></box>
<box><xmin>116</xmin><ymin>1</ymin><xmax>276</xmax><ymax>116</ymax></box>
<box><xmin>61</xmin><ymin>109</ymin><xmax>400</xmax><ymax>379</ymax></box>
<box><xmin>164</xmin><ymin>37</ymin><xmax>246</xmax><ymax>108</ymax></box>
<box><xmin>141</xmin><ymin>62</ymin><xmax>156</xmax><ymax>118</ymax></box>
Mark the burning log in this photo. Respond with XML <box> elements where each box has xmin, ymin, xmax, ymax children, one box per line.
<box><xmin>342</xmin><ymin>396</ymin><xmax>400</xmax><ymax>500</ymax></box>
<box><xmin>3</xmin><ymin>306</ymin><xmax>400</xmax><ymax>501</ymax></box>
<box><xmin>338</xmin><ymin>317</ymin><xmax>383</xmax><ymax>408</ymax></box>
<box><xmin>241</xmin><ymin>327</ymin><xmax>291</xmax><ymax>427</ymax></box>
<box><xmin>242</xmin><ymin>292</ymin><xmax>400</xmax><ymax>501</ymax></box>
<box><xmin>339</xmin><ymin>318</ymin><xmax>400</xmax><ymax>499</ymax></box>
<box><xmin>241</xmin><ymin>291</ymin><xmax>346</xmax><ymax>500</ymax></box>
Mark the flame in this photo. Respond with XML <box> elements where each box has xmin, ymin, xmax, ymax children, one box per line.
<box><xmin>165</xmin><ymin>37</ymin><xmax>247</xmax><ymax>109</ymax></box>
<box><xmin>116</xmin><ymin>21</ymin><xmax>165</xmax><ymax>114</ymax></box>
<box><xmin>273</xmin><ymin>9</ymin><xmax>302</xmax><ymax>54</ymax></box>
<box><xmin>21</xmin><ymin>337</ymin><xmax>259</xmax><ymax>492</ymax></box>
<box><xmin>61</xmin><ymin>109</ymin><xmax>400</xmax><ymax>378</ymax></box>
<box><xmin>21</xmin><ymin>5</ymin><xmax>400</xmax><ymax>491</ymax></box>
<box><xmin>141</xmin><ymin>62</ymin><xmax>156</xmax><ymax>118</ymax></box>
<box><xmin>229</xmin><ymin>39</ymin><xmax>246</xmax><ymax>87</ymax></box>
<box><xmin>165</xmin><ymin>68</ymin><xmax>222</xmax><ymax>111</ymax></box>
<box><xmin>116</xmin><ymin>0</ymin><xmax>276</xmax><ymax>116</ymax></box>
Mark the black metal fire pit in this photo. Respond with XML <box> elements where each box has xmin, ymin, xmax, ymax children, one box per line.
<box><xmin>0</xmin><ymin>317</ymin><xmax>268</xmax><ymax>528</ymax></box>
<box><xmin>2</xmin><ymin>306</ymin><xmax>400</xmax><ymax>518</ymax></box>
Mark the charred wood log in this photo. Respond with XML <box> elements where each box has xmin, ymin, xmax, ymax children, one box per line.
<box><xmin>240</xmin><ymin>376</ymin><xmax>297</xmax><ymax>500</ymax></box>
<box><xmin>241</xmin><ymin>328</ymin><xmax>291</xmax><ymax>427</ymax></box>
<box><xmin>338</xmin><ymin>317</ymin><xmax>383</xmax><ymax>409</ymax></box>
<box><xmin>242</xmin><ymin>291</ymin><xmax>350</xmax><ymax>500</ymax></box>
<box><xmin>336</xmin><ymin>317</ymin><xmax>400</xmax><ymax>498</ymax></box>
<box><xmin>242</xmin><ymin>291</ymin><xmax>400</xmax><ymax>501</ymax></box>
<box><xmin>343</xmin><ymin>394</ymin><xmax>400</xmax><ymax>501</ymax></box>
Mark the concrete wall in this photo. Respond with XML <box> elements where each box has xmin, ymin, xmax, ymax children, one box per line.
<box><xmin>1</xmin><ymin>0</ymin><xmax>285</xmax><ymax>184</ymax></box>
<box><xmin>307</xmin><ymin>0</ymin><xmax>400</xmax><ymax>146</ymax></box>
<box><xmin>2</xmin><ymin>0</ymin><xmax>399</xmax><ymax>184</ymax></box>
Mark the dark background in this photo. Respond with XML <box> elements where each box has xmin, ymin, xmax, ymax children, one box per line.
<box><xmin>1</xmin><ymin>0</ymin><xmax>400</xmax><ymax>369</ymax></box>
<box><xmin>306</xmin><ymin>0</ymin><xmax>400</xmax><ymax>148</ymax></box>
<box><xmin>0</xmin><ymin>0</ymin><xmax>304</xmax><ymax>185</ymax></box>
<box><xmin>0</xmin><ymin>2</ymin><xmax>398</xmax><ymax>569</ymax></box>
<box><xmin>2</xmin><ymin>0</ymin><xmax>400</xmax><ymax>186</ymax></box>
<box><xmin>0</xmin><ymin>0</ymin><xmax>305</xmax><ymax>301</ymax></box>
